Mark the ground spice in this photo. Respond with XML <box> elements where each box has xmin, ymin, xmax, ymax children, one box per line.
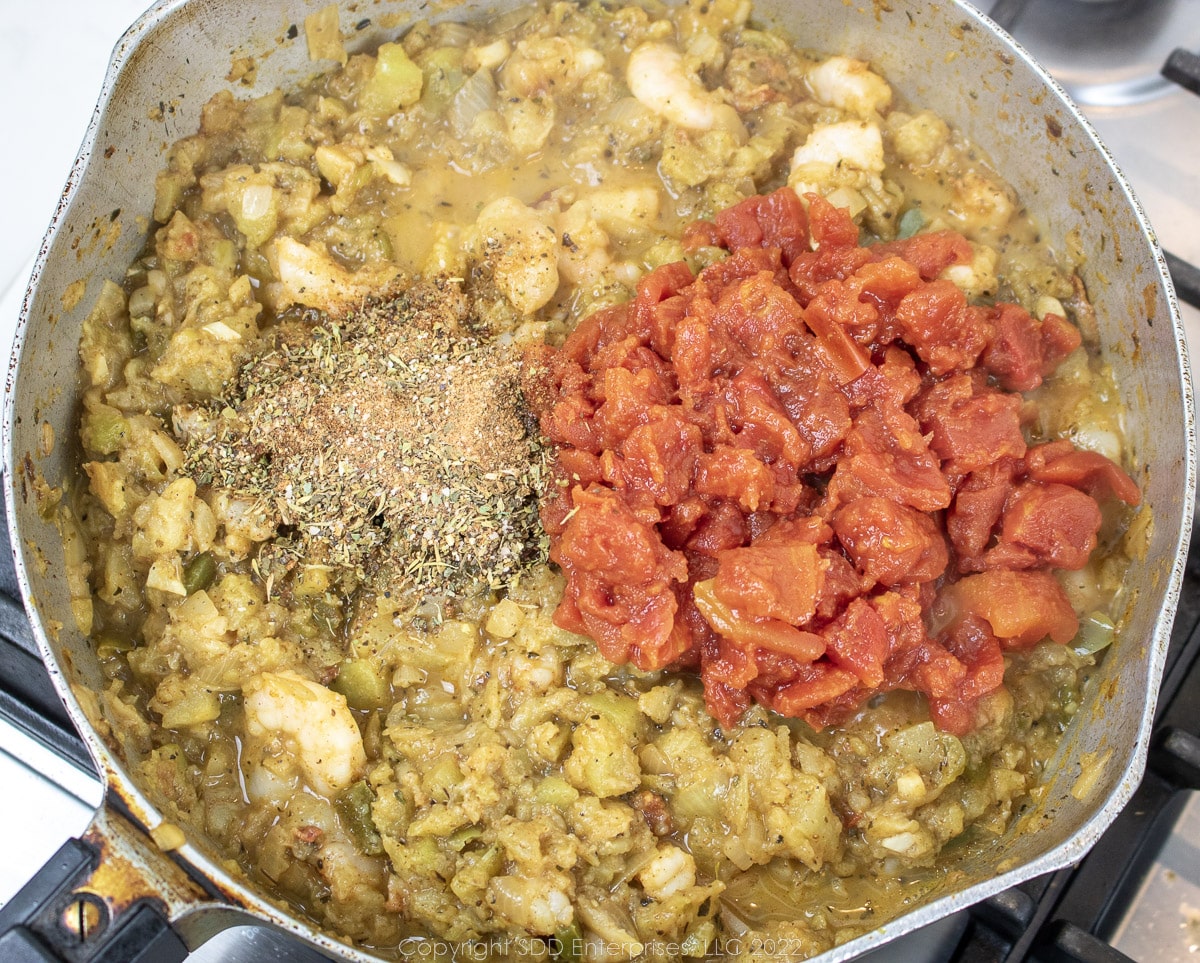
<box><xmin>185</xmin><ymin>279</ymin><xmax>547</xmax><ymax>595</ymax></box>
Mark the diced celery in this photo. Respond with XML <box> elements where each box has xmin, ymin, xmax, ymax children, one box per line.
<box><xmin>82</xmin><ymin>408</ymin><xmax>129</xmax><ymax>455</ymax></box>
<box><xmin>423</xmin><ymin>753</ymin><xmax>464</xmax><ymax>798</ymax></box>
<box><xmin>447</xmin><ymin>824</ymin><xmax>483</xmax><ymax>851</ymax></box>
<box><xmin>235</xmin><ymin>183</ymin><xmax>279</xmax><ymax>249</ymax></box>
<box><xmin>552</xmin><ymin>921</ymin><xmax>583</xmax><ymax>963</ymax></box>
<box><xmin>159</xmin><ymin>688</ymin><xmax>221</xmax><ymax>729</ymax></box>
<box><xmin>399</xmin><ymin>836</ymin><xmax>442</xmax><ymax>875</ymax></box>
<box><xmin>304</xmin><ymin>4</ymin><xmax>347</xmax><ymax>65</ymax></box>
<box><xmin>419</xmin><ymin>46</ymin><xmax>466</xmax><ymax>115</ymax></box>
<box><xmin>331</xmin><ymin>658</ymin><xmax>390</xmax><ymax>710</ymax></box>
<box><xmin>680</xmin><ymin>920</ymin><xmax>716</xmax><ymax>957</ymax></box>
<box><xmin>95</xmin><ymin>632</ymin><xmax>135</xmax><ymax>661</ymax></box>
<box><xmin>360</xmin><ymin>43</ymin><xmax>424</xmax><ymax>117</ymax></box>
<box><xmin>314</xmin><ymin>144</ymin><xmax>359</xmax><ymax>190</ymax></box>
<box><xmin>643</xmin><ymin>238</ymin><xmax>687</xmax><ymax>270</ymax></box>
<box><xmin>581</xmin><ymin>689</ymin><xmax>644</xmax><ymax>740</ymax></box>
<box><xmin>336</xmin><ymin>780</ymin><xmax>384</xmax><ymax>855</ymax></box>
<box><xmin>153</xmin><ymin>170</ymin><xmax>189</xmax><ymax>225</ymax></box>
<box><xmin>532</xmin><ymin>775</ymin><xmax>580</xmax><ymax>810</ymax></box>
<box><xmin>671</xmin><ymin>777</ymin><xmax>725</xmax><ymax>824</ymax></box>
<box><xmin>897</xmin><ymin>206</ymin><xmax>926</xmax><ymax>239</ymax></box>
<box><xmin>205</xmin><ymin>238</ymin><xmax>239</xmax><ymax>273</ymax></box>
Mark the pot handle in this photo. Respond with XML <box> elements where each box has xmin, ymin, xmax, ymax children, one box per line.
<box><xmin>0</xmin><ymin>802</ymin><xmax>222</xmax><ymax>962</ymax></box>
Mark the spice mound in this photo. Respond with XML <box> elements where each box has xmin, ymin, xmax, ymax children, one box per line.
<box><xmin>525</xmin><ymin>187</ymin><xmax>1141</xmax><ymax>735</ymax></box>
<box><xmin>185</xmin><ymin>279</ymin><xmax>546</xmax><ymax>593</ymax></box>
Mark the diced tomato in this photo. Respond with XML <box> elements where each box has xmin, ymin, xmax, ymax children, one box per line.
<box><xmin>895</xmin><ymin>279</ymin><xmax>992</xmax><ymax>375</ymax></box>
<box><xmin>869</xmin><ymin>230</ymin><xmax>973</xmax><ymax>279</ymax></box>
<box><xmin>940</xmin><ymin>570</ymin><xmax>1078</xmax><ymax>648</ymax></box>
<box><xmin>685</xmin><ymin>500</ymin><xmax>749</xmax><ymax>555</ymax></box>
<box><xmin>804</xmin><ymin>191</ymin><xmax>860</xmax><ymax>248</ymax></box>
<box><xmin>914</xmin><ymin>374</ymin><xmax>1026</xmax><ymax>474</ymax></box>
<box><xmin>981</xmin><ymin>302</ymin><xmax>1080</xmax><ymax>392</ymax></box>
<box><xmin>1039</xmin><ymin>313</ymin><xmax>1082</xmax><ymax>374</ymax></box>
<box><xmin>682</xmin><ymin>219</ymin><xmax>723</xmax><ymax>251</ymax></box>
<box><xmin>832</xmin><ymin>496</ymin><xmax>949</xmax><ymax>585</ymax></box>
<box><xmin>947</xmin><ymin>459</ymin><xmax>1019</xmax><ymax>566</ymax></box>
<box><xmin>721</xmin><ymin>371</ymin><xmax>810</xmax><ymax>468</ymax></box>
<box><xmin>593</xmin><ymin>367</ymin><xmax>672</xmax><ymax>442</ymax></box>
<box><xmin>773</xmin><ymin>350</ymin><xmax>851</xmax><ymax>465</ymax></box>
<box><xmin>824</xmin><ymin>597</ymin><xmax>889</xmax><ymax>687</ymax></box>
<box><xmin>695</xmin><ymin>446</ymin><xmax>776</xmax><ymax>512</ymax></box>
<box><xmin>619</xmin><ymin>408</ymin><xmax>703</xmax><ymax>506</ymax></box>
<box><xmin>827</xmin><ymin>406</ymin><xmax>951</xmax><ymax>512</ymax></box>
<box><xmin>1000</xmin><ymin>481</ymin><xmax>1102</xmax><ymax>570</ymax></box>
<box><xmin>525</xmin><ymin>186</ymin><xmax>1138</xmax><ymax>736</ymax></box>
<box><xmin>801</xmin><ymin>282</ymin><xmax>874</xmax><ymax>384</ymax></box>
<box><xmin>1027</xmin><ymin>444</ymin><xmax>1142</xmax><ymax>506</ymax></box>
<box><xmin>711</xmin><ymin>186</ymin><xmax>812</xmax><ymax>266</ymax></box>
<box><xmin>763</xmin><ymin>663</ymin><xmax>861</xmax><ymax>719</ymax></box>
<box><xmin>711</xmin><ymin>541</ymin><xmax>824</xmax><ymax>626</ymax></box>
<box><xmin>712</xmin><ymin>271</ymin><xmax>807</xmax><ymax>358</ymax></box>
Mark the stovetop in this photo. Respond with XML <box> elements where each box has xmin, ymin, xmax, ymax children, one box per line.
<box><xmin>0</xmin><ymin>0</ymin><xmax>1196</xmax><ymax>961</ymax></box>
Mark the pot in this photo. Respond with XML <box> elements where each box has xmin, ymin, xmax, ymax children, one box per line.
<box><xmin>2</xmin><ymin>0</ymin><xmax>1194</xmax><ymax>960</ymax></box>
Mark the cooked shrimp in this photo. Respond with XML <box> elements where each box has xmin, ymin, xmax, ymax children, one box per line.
<box><xmin>807</xmin><ymin>56</ymin><xmax>892</xmax><ymax>118</ymax></box>
<box><xmin>272</xmin><ymin>237</ymin><xmax>402</xmax><ymax>315</ymax></box>
<box><xmin>790</xmin><ymin>120</ymin><xmax>885</xmax><ymax>177</ymax></box>
<box><xmin>941</xmin><ymin>242</ymin><xmax>999</xmax><ymax>300</ymax></box>
<box><xmin>637</xmin><ymin>844</ymin><xmax>697</xmax><ymax>900</ymax></box>
<box><xmin>473</xmin><ymin>197</ymin><xmax>560</xmax><ymax>315</ymax></box>
<box><xmin>890</xmin><ymin>110</ymin><xmax>952</xmax><ymax>167</ymax></box>
<box><xmin>501</xmin><ymin>36</ymin><xmax>605</xmax><ymax>97</ymax></box>
<box><xmin>627</xmin><ymin>42</ymin><xmax>744</xmax><ymax>135</ymax></box>
<box><xmin>242</xmin><ymin>671</ymin><xmax>367</xmax><ymax>798</ymax></box>
<box><xmin>948</xmin><ymin>169</ymin><xmax>1016</xmax><ymax>236</ymax></box>
<box><xmin>555</xmin><ymin>187</ymin><xmax>658</xmax><ymax>288</ymax></box>
<box><xmin>788</xmin><ymin>119</ymin><xmax>886</xmax><ymax>208</ymax></box>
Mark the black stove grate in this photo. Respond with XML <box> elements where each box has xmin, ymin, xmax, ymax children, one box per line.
<box><xmin>943</xmin><ymin>533</ymin><xmax>1200</xmax><ymax>963</ymax></box>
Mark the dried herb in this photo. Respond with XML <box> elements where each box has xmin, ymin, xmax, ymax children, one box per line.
<box><xmin>184</xmin><ymin>279</ymin><xmax>548</xmax><ymax>595</ymax></box>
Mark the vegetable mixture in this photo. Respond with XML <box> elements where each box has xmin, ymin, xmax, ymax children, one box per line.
<box><xmin>67</xmin><ymin>0</ymin><xmax>1142</xmax><ymax>959</ymax></box>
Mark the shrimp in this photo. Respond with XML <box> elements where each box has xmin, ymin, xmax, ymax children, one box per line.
<box><xmin>500</xmin><ymin>36</ymin><xmax>605</xmax><ymax>98</ymax></box>
<box><xmin>555</xmin><ymin>187</ymin><xmax>659</xmax><ymax>287</ymax></box>
<box><xmin>941</xmin><ymin>241</ymin><xmax>999</xmax><ymax>300</ymax></box>
<box><xmin>627</xmin><ymin>42</ymin><xmax>745</xmax><ymax>135</ymax></box>
<box><xmin>788</xmin><ymin>120</ymin><xmax>886</xmax><ymax>207</ymax></box>
<box><xmin>637</xmin><ymin>844</ymin><xmax>697</xmax><ymax>901</ymax></box>
<box><xmin>242</xmin><ymin>670</ymin><xmax>367</xmax><ymax>799</ymax></box>
<box><xmin>807</xmin><ymin>56</ymin><xmax>893</xmax><ymax>118</ymax></box>
<box><xmin>473</xmin><ymin>196</ymin><xmax>560</xmax><ymax>315</ymax></box>
<box><xmin>272</xmin><ymin>237</ymin><xmax>402</xmax><ymax>315</ymax></box>
<box><xmin>790</xmin><ymin>120</ymin><xmax>885</xmax><ymax>178</ymax></box>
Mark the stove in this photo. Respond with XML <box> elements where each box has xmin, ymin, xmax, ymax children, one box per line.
<box><xmin>0</xmin><ymin>1</ymin><xmax>1196</xmax><ymax>961</ymax></box>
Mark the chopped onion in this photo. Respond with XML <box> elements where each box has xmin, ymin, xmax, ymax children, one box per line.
<box><xmin>449</xmin><ymin>67</ymin><xmax>497</xmax><ymax>136</ymax></box>
<box><xmin>1073</xmin><ymin>611</ymin><xmax>1116</xmax><ymax>656</ymax></box>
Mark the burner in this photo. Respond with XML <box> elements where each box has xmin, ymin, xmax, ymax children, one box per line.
<box><xmin>997</xmin><ymin>0</ymin><xmax>1200</xmax><ymax>106</ymax></box>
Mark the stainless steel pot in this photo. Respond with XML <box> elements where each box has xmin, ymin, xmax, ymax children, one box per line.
<box><xmin>2</xmin><ymin>0</ymin><xmax>1194</xmax><ymax>960</ymax></box>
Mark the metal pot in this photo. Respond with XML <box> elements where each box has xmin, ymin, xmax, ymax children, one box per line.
<box><xmin>2</xmin><ymin>0</ymin><xmax>1194</xmax><ymax>960</ymax></box>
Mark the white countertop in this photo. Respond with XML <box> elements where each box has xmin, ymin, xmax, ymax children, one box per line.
<box><xmin>0</xmin><ymin>0</ymin><xmax>151</xmax><ymax>295</ymax></box>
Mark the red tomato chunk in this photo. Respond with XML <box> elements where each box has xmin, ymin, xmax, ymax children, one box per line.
<box><xmin>524</xmin><ymin>187</ymin><xmax>1140</xmax><ymax>736</ymax></box>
